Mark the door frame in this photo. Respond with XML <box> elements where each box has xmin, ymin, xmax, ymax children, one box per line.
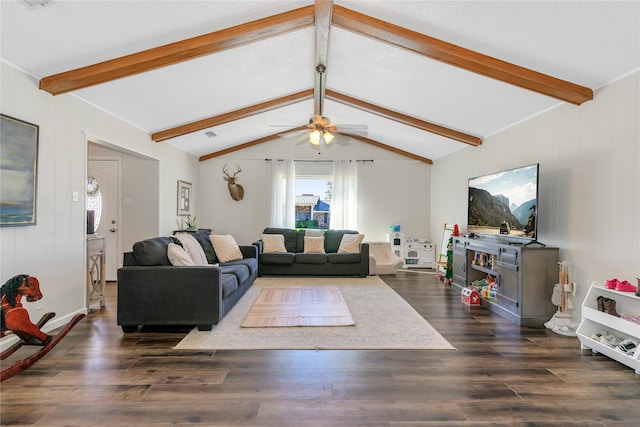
<box><xmin>87</xmin><ymin>157</ymin><xmax>121</xmax><ymax>281</ymax></box>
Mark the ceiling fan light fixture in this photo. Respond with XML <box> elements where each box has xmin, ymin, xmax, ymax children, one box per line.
<box><xmin>323</xmin><ymin>132</ymin><xmax>335</xmax><ymax>144</ymax></box>
<box><xmin>309</xmin><ymin>130</ymin><xmax>321</xmax><ymax>145</ymax></box>
<box><xmin>309</xmin><ymin>130</ymin><xmax>334</xmax><ymax>146</ymax></box>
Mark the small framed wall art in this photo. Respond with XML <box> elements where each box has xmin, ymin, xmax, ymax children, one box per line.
<box><xmin>1</xmin><ymin>114</ymin><xmax>39</xmax><ymax>226</ymax></box>
<box><xmin>177</xmin><ymin>180</ymin><xmax>192</xmax><ymax>216</ymax></box>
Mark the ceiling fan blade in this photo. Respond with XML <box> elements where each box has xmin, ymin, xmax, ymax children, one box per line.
<box><xmin>271</xmin><ymin>125</ymin><xmax>312</xmax><ymax>138</ymax></box>
<box><xmin>336</xmin><ymin>128</ymin><xmax>367</xmax><ymax>137</ymax></box>
<box><xmin>277</xmin><ymin>133</ymin><xmax>306</xmax><ymax>145</ymax></box>
<box><xmin>337</xmin><ymin>124</ymin><xmax>368</xmax><ymax>131</ymax></box>
<box><xmin>271</xmin><ymin>124</ymin><xmax>314</xmax><ymax>130</ymax></box>
<box><xmin>332</xmin><ymin>133</ymin><xmax>351</xmax><ymax>146</ymax></box>
<box><xmin>334</xmin><ymin>125</ymin><xmax>368</xmax><ymax>135</ymax></box>
<box><xmin>295</xmin><ymin>131</ymin><xmax>311</xmax><ymax>144</ymax></box>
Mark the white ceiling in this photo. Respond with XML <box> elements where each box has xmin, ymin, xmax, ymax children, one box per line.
<box><xmin>2</xmin><ymin>0</ymin><xmax>639</xmax><ymax>162</ymax></box>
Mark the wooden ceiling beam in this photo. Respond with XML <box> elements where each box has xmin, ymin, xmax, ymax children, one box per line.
<box><xmin>315</xmin><ymin>0</ymin><xmax>332</xmax><ymax>69</ymax></box>
<box><xmin>39</xmin><ymin>5</ymin><xmax>315</xmax><ymax>95</ymax></box>
<box><xmin>332</xmin><ymin>5</ymin><xmax>593</xmax><ymax>105</ymax></box>
<box><xmin>152</xmin><ymin>89</ymin><xmax>314</xmax><ymax>142</ymax></box>
<box><xmin>341</xmin><ymin>133</ymin><xmax>433</xmax><ymax>164</ymax></box>
<box><xmin>326</xmin><ymin>89</ymin><xmax>482</xmax><ymax>146</ymax></box>
<box><xmin>314</xmin><ymin>0</ymin><xmax>333</xmax><ymax>116</ymax></box>
<box><xmin>199</xmin><ymin>127</ymin><xmax>306</xmax><ymax>161</ymax></box>
<box><xmin>199</xmin><ymin>126</ymin><xmax>432</xmax><ymax>164</ymax></box>
<box><xmin>197</xmin><ymin>87</ymin><xmax>477</xmax><ymax>160</ymax></box>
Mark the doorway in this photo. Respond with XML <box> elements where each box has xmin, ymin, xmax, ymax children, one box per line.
<box><xmin>86</xmin><ymin>138</ymin><xmax>160</xmax><ymax>282</ymax></box>
<box><xmin>87</xmin><ymin>159</ymin><xmax>120</xmax><ymax>281</ymax></box>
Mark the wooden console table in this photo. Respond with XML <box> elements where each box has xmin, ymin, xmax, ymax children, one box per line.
<box><xmin>86</xmin><ymin>235</ymin><xmax>106</xmax><ymax>309</ymax></box>
<box><xmin>451</xmin><ymin>236</ymin><xmax>558</xmax><ymax>327</ymax></box>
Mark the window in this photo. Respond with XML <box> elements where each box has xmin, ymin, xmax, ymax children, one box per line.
<box><xmin>269</xmin><ymin>160</ymin><xmax>357</xmax><ymax>230</ymax></box>
<box><xmin>294</xmin><ymin>161</ymin><xmax>333</xmax><ymax>229</ymax></box>
<box><xmin>295</xmin><ymin>177</ymin><xmax>331</xmax><ymax>229</ymax></box>
<box><xmin>86</xmin><ymin>176</ymin><xmax>102</xmax><ymax>230</ymax></box>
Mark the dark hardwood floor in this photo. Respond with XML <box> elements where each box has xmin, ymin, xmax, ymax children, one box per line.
<box><xmin>1</xmin><ymin>271</ymin><xmax>639</xmax><ymax>426</ymax></box>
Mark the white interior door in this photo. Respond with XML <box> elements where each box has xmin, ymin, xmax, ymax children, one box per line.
<box><xmin>87</xmin><ymin>159</ymin><xmax>119</xmax><ymax>281</ymax></box>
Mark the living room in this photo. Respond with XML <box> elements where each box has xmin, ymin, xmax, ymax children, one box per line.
<box><xmin>2</xmin><ymin>1</ymin><xmax>639</xmax><ymax>423</ymax></box>
<box><xmin>1</xmin><ymin>0</ymin><xmax>639</xmax><ymax>391</ymax></box>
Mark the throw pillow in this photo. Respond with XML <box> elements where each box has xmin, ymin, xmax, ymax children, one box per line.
<box><xmin>304</xmin><ymin>236</ymin><xmax>325</xmax><ymax>254</ymax></box>
<box><xmin>191</xmin><ymin>230</ymin><xmax>218</xmax><ymax>264</ymax></box>
<box><xmin>209</xmin><ymin>234</ymin><xmax>243</xmax><ymax>263</ymax></box>
<box><xmin>305</xmin><ymin>229</ymin><xmax>325</xmax><ymax>238</ymax></box>
<box><xmin>338</xmin><ymin>233</ymin><xmax>364</xmax><ymax>254</ymax></box>
<box><xmin>167</xmin><ymin>243</ymin><xmax>195</xmax><ymax>266</ymax></box>
<box><xmin>262</xmin><ymin>234</ymin><xmax>287</xmax><ymax>253</ymax></box>
<box><xmin>174</xmin><ymin>233</ymin><xmax>209</xmax><ymax>265</ymax></box>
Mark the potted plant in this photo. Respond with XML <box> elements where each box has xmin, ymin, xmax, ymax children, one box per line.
<box><xmin>184</xmin><ymin>216</ymin><xmax>198</xmax><ymax>232</ymax></box>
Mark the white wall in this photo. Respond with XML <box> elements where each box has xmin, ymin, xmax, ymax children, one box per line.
<box><xmin>197</xmin><ymin>137</ymin><xmax>432</xmax><ymax>245</ymax></box>
<box><xmin>0</xmin><ymin>61</ymin><xmax>199</xmax><ymax>342</ymax></box>
<box><xmin>358</xmin><ymin>159</ymin><xmax>430</xmax><ymax>241</ymax></box>
<box><xmin>431</xmin><ymin>71</ymin><xmax>640</xmax><ymax>318</ymax></box>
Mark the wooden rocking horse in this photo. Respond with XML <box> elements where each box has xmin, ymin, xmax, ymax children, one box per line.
<box><xmin>1</xmin><ymin>274</ymin><xmax>84</xmax><ymax>381</ymax></box>
<box><xmin>1</xmin><ymin>274</ymin><xmax>51</xmax><ymax>343</ymax></box>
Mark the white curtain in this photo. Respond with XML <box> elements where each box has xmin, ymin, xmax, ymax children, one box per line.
<box><xmin>268</xmin><ymin>159</ymin><xmax>296</xmax><ymax>228</ymax></box>
<box><xmin>330</xmin><ymin>160</ymin><xmax>358</xmax><ymax>230</ymax></box>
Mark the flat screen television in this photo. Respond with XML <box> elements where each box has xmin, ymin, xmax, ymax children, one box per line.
<box><xmin>467</xmin><ymin>163</ymin><xmax>539</xmax><ymax>241</ymax></box>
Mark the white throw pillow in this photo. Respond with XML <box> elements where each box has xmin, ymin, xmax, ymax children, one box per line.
<box><xmin>209</xmin><ymin>234</ymin><xmax>243</xmax><ymax>263</ymax></box>
<box><xmin>262</xmin><ymin>234</ymin><xmax>287</xmax><ymax>253</ymax></box>
<box><xmin>303</xmin><ymin>236</ymin><xmax>325</xmax><ymax>254</ymax></box>
<box><xmin>338</xmin><ymin>233</ymin><xmax>364</xmax><ymax>254</ymax></box>
<box><xmin>174</xmin><ymin>233</ymin><xmax>209</xmax><ymax>265</ymax></box>
<box><xmin>305</xmin><ymin>229</ymin><xmax>325</xmax><ymax>238</ymax></box>
<box><xmin>167</xmin><ymin>243</ymin><xmax>195</xmax><ymax>266</ymax></box>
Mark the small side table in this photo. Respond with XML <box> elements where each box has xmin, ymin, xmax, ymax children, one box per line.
<box><xmin>86</xmin><ymin>235</ymin><xmax>106</xmax><ymax>309</ymax></box>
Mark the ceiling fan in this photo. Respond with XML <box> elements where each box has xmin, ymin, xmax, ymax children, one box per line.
<box><xmin>275</xmin><ymin>64</ymin><xmax>368</xmax><ymax>148</ymax></box>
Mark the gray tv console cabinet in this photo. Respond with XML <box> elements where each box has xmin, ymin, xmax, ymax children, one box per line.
<box><xmin>452</xmin><ymin>236</ymin><xmax>559</xmax><ymax>327</ymax></box>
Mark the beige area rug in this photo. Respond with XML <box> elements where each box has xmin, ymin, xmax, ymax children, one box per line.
<box><xmin>174</xmin><ymin>276</ymin><xmax>455</xmax><ymax>351</ymax></box>
<box><xmin>240</xmin><ymin>285</ymin><xmax>355</xmax><ymax>327</ymax></box>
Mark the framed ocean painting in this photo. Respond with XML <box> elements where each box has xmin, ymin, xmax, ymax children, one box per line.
<box><xmin>1</xmin><ymin>114</ymin><xmax>39</xmax><ymax>226</ymax></box>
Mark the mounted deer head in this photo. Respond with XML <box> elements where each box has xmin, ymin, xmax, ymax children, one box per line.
<box><xmin>223</xmin><ymin>163</ymin><xmax>245</xmax><ymax>201</ymax></box>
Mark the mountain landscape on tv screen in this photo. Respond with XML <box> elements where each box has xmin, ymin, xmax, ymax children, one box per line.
<box><xmin>512</xmin><ymin>199</ymin><xmax>536</xmax><ymax>226</ymax></box>
<box><xmin>468</xmin><ymin>187</ymin><xmax>535</xmax><ymax>236</ymax></box>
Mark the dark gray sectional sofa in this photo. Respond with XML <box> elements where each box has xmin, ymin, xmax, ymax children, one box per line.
<box><xmin>116</xmin><ymin>231</ymin><xmax>257</xmax><ymax>332</ymax></box>
<box><xmin>253</xmin><ymin>228</ymin><xmax>369</xmax><ymax>277</ymax></box>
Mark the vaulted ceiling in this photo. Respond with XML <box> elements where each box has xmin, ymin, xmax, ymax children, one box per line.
<box><xmin>2</xmin><ymin>0</ymin><xmax>639</xmax><ymax>164</ymax></box>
